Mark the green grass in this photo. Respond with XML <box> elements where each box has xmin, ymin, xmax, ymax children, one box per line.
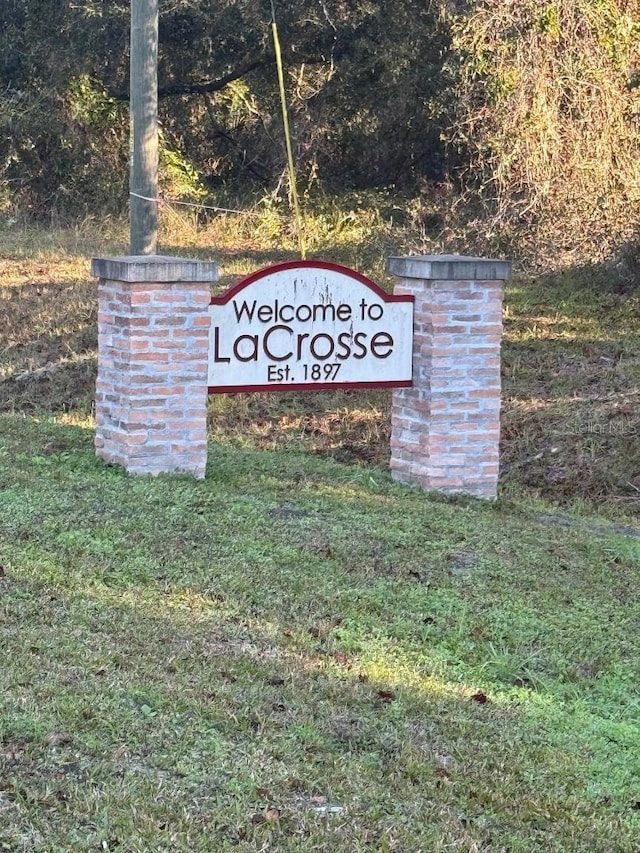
<box><xmin>0</xmin><ymin>211</ymin><xmax>639</xmax><ymax>849</ymax></box>
<box><xmin>1</xmin><ymin>415</ymin><xmax>639</xmax><ymax>851</ymax></box>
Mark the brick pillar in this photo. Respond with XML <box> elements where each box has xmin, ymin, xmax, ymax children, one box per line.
<box><xmin>388</xmin><ymin>255</ymin><xmax>511</xmax><ymax>500</ymax></box>
<box><xmin>91</xmin><ymin>256</ymin><xmax>218</xmax><ymax>478</ymax></box>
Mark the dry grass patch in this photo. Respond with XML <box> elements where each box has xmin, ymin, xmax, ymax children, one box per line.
<box><xmin>0</xmin><ymin>215</ymin><xmax>638</xmax><ymax>515</ymax></box>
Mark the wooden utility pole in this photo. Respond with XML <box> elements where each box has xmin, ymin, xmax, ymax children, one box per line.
<box><xmin>129</xmin><ymin>0</ymin><xmax>158</xmax><ymax>255</ymax></box>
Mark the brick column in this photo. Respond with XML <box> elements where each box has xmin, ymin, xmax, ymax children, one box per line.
<box><xmin>388</xmin><ymin>255</ymin><xmax>511</xmax><ymax>500</ymax></box>
<box><xmin>91</xmin><ymin>256</ymin><xmax>218</xmax><ymax>478</ymax></box>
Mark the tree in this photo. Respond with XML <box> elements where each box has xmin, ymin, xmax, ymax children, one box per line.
<box><xmin>0</xmin><ymin>1</ymin><xmax>453</xmax><ymax>215</ymax></box>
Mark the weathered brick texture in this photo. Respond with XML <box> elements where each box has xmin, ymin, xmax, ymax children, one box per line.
<box><xmin>91</xmin><ymin>256</ymin><xmax>218</xmax><ymax>478</ymax></box>
<box><xmin>388</xmin><ymin>255</ymin><xmax>510</xmax><ymax>500</ymax></box>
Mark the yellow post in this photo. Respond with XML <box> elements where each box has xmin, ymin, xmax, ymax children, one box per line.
<box><xmin>271</xmin><ymin>7</ymin><xmax>306</xmax><ymax>259</ymax></box>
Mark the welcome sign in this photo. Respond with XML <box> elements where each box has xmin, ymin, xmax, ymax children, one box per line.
<box><xmin>208</xmin><ymin>261</ymin><xmax>414</xmax><ymax>393</ymax></box>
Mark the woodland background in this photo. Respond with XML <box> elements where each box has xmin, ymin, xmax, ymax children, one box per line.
<box><xmin>1</xmin><ymin>0</ymin><xmax>639</xmax><ymax>270</ymax></box>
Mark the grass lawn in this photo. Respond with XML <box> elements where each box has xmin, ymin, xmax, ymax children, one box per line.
<box><xmin>1</xmin><ymin>415</ymin><xmax>639</xmax><ymax>851</ymax></box>
<box><xmin>0</xmin><ymin>211</ymin><xmax>639</xmax><ymax>850</ymax></box>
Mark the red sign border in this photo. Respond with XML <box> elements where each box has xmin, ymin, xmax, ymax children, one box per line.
<box><xmin>208</xmin><ymin>260</ymin><xmax>413</xmax><ymax>395</ymax></box>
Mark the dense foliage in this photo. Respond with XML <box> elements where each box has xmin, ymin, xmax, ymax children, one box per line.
<box><xmin>1</xmin><ymin>1</ymin><xmax>639</xmax><ymax>261</ymax></box>
<box><xmin>450</xmin><ymin>0</ymin><xmax>640</xmax><ymax>260</ymax></box>
<box><xmin>0</xmin><ymin>1</ymin><xmax>452</xmax><ymax>215</ymax></box>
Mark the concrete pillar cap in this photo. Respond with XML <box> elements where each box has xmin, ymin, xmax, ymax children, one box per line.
<box><xmin>91</xmin><ymin>255</ymin><xmax>219</xmax><ymax>283</ymax></box>
<box><xmin>388</xmin><ymin>255</ymin><xmax>511</xmax><ymax>282</ymax></box>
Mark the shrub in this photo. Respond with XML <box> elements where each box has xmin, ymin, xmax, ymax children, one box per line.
<box><xmin>447</xmin><ymin>0</ymin><xmax>640</xmax><ymax>264</ymax></box>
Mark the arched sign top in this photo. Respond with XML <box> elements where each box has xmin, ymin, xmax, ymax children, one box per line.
<box><xmin>211</xmin><ymin>260</ymin><xmax>413</xmax><ymax>307</ymax></box>
<box><xmin>208</xmin><ymin>260</ymin><xmax>414</xmax><ymax>394</ymax></box>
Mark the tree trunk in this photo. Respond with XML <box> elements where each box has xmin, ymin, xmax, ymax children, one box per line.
<box><xmin>129</xmin><ymin>0</ymin><xmax>158</xmax><ymax>255</ymax></box>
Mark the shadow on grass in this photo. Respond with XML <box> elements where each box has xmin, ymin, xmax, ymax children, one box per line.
<box><xmin>2</xmin><ymin>527</ymin><xmax>638</xmax><ymax>850</ymax></box>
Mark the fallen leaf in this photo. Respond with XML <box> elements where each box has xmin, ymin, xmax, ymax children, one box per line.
<box><xmin>5</xmin><ymin>743</ymin><xmax>26</xmax><ymax>761</ymax></box>
<box><xmin>220</xmin><ymin>670</ymin><xmax>237</xmax><ymax>682</ymax></box>
<box><xmin>255</xmin><ymin>787</ymin><xmax>269</xmax><ymax>797</ymax></box>
<box><xmin>376</xmin><ymin>690</ymin><xmax>396</xmax><ymax>703</ymax></box>
<box><xmin>470</xmin><ymin>691</ymin><xmax>490</xmax><ymax>704</ymax></box>
<box><xmin>251</xmin><ymin>807</ymin><xmax>281</xmax><ymax>824</ymax></box>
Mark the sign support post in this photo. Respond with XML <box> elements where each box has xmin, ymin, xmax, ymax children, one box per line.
<box><xmin>92</xmin><ymin>255</ymin><xmax>218</xmax><ymax>478</ymax></box>
<box><xmin>388</xmin><ymin>255</ymin><xmax>511</xmax><ymax>500</ymax></box>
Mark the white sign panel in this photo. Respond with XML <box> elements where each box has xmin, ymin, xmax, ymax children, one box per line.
<box><xmin>208</xmin><ymin>261</ymin><xmax>413</xmax><ymax>393</ymax></box>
